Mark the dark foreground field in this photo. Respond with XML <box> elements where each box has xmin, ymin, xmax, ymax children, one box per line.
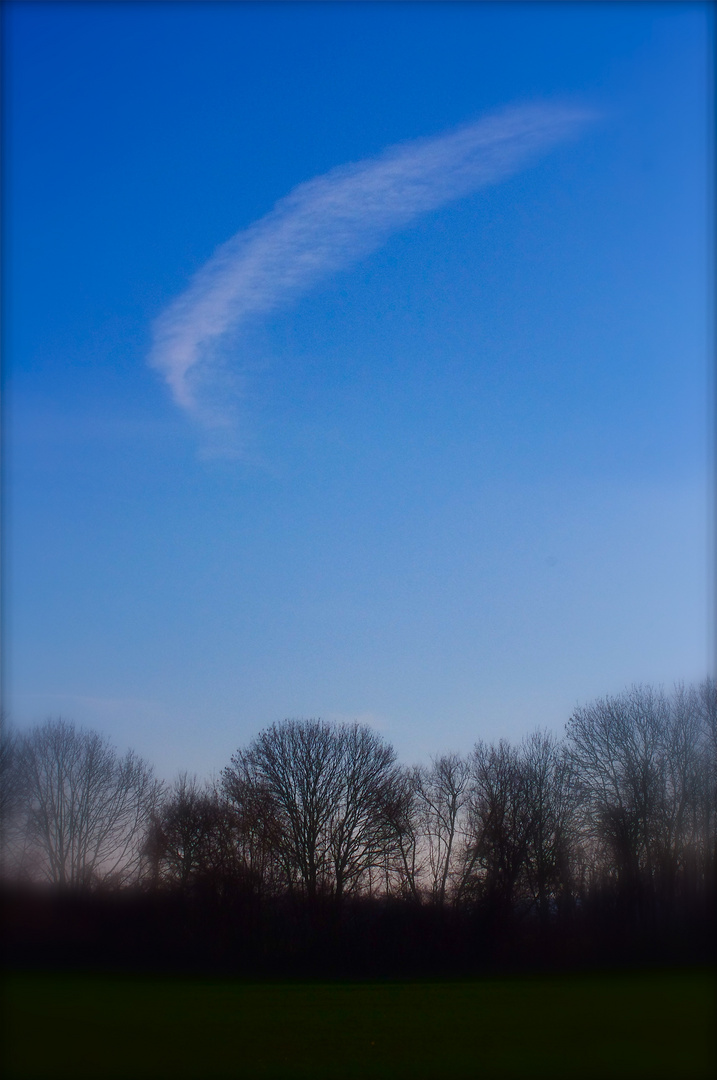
<box><xmin>3</xmin><ymin>969</ymin><xmax>715</xmax><ymax>1079</ymax></box>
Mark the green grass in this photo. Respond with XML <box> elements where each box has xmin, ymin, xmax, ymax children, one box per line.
<box><xmin>3</xmin><ymin>969</ymin><xmax>715</xmax><ymax>1078</ymax></box>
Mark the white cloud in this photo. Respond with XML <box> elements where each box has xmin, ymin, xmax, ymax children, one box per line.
<box><xmin>150</xmin><ymin>102</ymin><xmax>594</xmax><ymax>420</ymax></box>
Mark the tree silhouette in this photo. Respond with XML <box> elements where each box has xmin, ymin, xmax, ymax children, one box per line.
<box><xmin>224</xmin><ymin>719</ymin><xmax>403</xmax><ymax>899</ymax></box>
<box><xmin>12</xmin><ymin>719</ymin><xmax>160</xmax><ymax>888</ymax></box>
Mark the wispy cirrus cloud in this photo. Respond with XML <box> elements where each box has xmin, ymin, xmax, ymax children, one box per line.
<box><xmin>150</xmin><ymin>102</ymin><xmax>594</xmax><ymax>421</ymax></box>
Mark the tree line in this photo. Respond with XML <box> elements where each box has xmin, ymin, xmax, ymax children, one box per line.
<box><xmin>2</xmin><ymin>680</ymin><xmax>715</xmax><ymax>974</ymax></box>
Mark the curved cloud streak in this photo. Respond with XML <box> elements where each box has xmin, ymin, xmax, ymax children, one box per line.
<box><xmin>151</xmin><ymin>103</ymin><xmax>593</xmax><ymax>414</ymax></box>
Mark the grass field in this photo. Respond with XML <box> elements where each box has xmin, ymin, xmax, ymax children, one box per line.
<box><xmin>3</xmin><ymin>968</ymin><xmax>715</xmax><ymax>1078</ymax></box>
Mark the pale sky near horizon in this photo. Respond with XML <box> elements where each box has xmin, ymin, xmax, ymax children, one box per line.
<box><xmin>3</xmin><ymin>2</ymin><xmax>712</xmax><ymax>782</ymax></box>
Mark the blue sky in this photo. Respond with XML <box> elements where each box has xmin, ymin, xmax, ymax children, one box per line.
<box><xmin>3</xmin><ymin>2</ymin><xmax>711</xmax><ymax>781</ymax></box>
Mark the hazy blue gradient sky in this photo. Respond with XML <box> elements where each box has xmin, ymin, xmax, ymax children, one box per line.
<box><xmin>3</xmin><ymin>2</ymin><xmax>712</xmax><ymax>781</ymax></box>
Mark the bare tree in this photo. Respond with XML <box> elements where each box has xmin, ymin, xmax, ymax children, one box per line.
<box><xmin>0</xmin><ymin>720</ymin><xmax>26</xmax><ymax>879</ymax></box>
<box><xmin>695</xmin><ymin>678</ymin><xmax>717</xmax><ymax>875</ymax></box>
<box><xmin>0</xmin><ymin>719</ymin><xmax>16</xmax><ymax>822</ymax></box>
<box><xmin>565</xmin><ymin>684</ymin><xmax>711</xmax><ymax>921</ymax></box>
<box><xmin>462</xmin><ymin>739</ymin><xmax>532</xmax><ymax>915</ymax></box>
<box><xmin>223</xmin><ymin>719</ymin><xmax>403</xmax><ymax>900</ymax></box>
<box><xmin>214</xmin><ymin>760</ymin><xmax>284</xmax><ymax>896</ymax></box>
<box><xmin>379</xmin><ymin>765</ymin><xmax>425</xmax><ymax>901</ymax></box>
<box><xmin>14</xmin><ymin>719</ymin><xmax>161</xmax><ymax>888</ymax></box>
<box><xmin>414</xmin><ymin>753</ymin><xmax>471</xmax><ymax>905</ymax></box>
<box><xmin>328</xmin><ymin>723</ymin><xmax>402</xmax><ymax>899</ymax></box>
<box><xmin>668</xmin><ymin>679</ymin><xmax>717</xmax><ymax>901</ymax></box>
<box><xmin>225</xmin><ymin>720</ymin><xmax>338</xmax><ymax>898</ymax></box>
<box><xmin>521</xmin><ymin>729</ymin><xmax>578</xmax><ymax>922</ymax></box>
<box><xmin>145</xmin><ymin>773</ymin><xmax>242</xmax><ymax>891</ymax></box>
